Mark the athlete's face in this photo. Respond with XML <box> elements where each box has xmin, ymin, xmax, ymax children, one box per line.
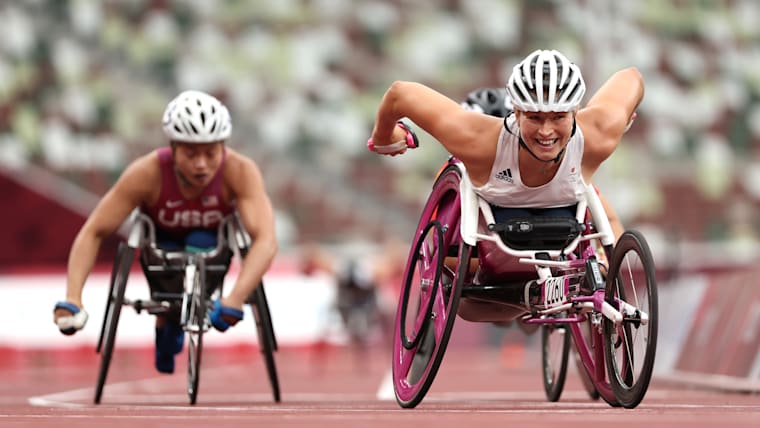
<box><xmin>171</xmin><ymin>141</ymin><xmax>224</xmax><ymax>188</ymax></box>
<box><xmin>515</xmin><ymin>110</ymin><xmax>575</xmax><ymax>162</ymax></box>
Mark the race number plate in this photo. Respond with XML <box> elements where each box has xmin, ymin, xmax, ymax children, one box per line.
<box><xmin>543</xmin><ymin>276</ymin><xmax>567</xmax><ymax>309</ymax></box>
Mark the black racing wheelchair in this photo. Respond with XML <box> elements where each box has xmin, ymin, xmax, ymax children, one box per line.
<box><xmin>94</xmin><ymin>210</ymin><xmax>280</xmax><ymax>405</ymax></box>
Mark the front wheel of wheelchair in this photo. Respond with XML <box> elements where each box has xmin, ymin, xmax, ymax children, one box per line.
<box><xmin>603</xmin><ymin>230</ymin><xmax>658</xmax><ymax>409</ymax></box>
<box><xmin>392</xmin><ymin>165</ymin><xmax>470</xmax><ymax>408</ymax></box>
<box><xmin>541</xmin><ymin>320</ymin><xmax>570</xmax><ymax>402</ymax></box>
<box><xmin>186</xmin><ymin>257</ymin><xmax>206</xmax><ymax>405</ymax></box>
<box><xmin>94</xmin><ymin>242</ymin><xmax>133</xmax><ymax>404</ymax></box>
<box><xmin>250</xmin><ymin>283</ymin><xmax>281</xmax><ymax>403</ymax></box>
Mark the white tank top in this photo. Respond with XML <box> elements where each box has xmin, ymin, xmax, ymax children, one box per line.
<box><xmin>472</xmin><ymin>114</ymin><xmax>586</xmax><ymax>208</ymax></box>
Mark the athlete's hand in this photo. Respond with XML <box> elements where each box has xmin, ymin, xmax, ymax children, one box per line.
<box><xmin>54</xmin><ymin>301</ymin><xmax>89</xmax><ymax>335</ymax></box>
<box><xmin>208</xmin><ymin>300</ymin><xmax>244</xmax><ymax>332</ymax></box>
<box><xmin>367</xmin><ymin>121</ymin><xmax>419</xmax><ymax>156</ymax></box>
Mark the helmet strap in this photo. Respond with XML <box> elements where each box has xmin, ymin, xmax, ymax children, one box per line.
<box><xmin>513</xmin><ymin>116</ymin><xmax>577</xmax><ymax>164</ymax></box>
<box><xmin>168</xmin><ymin>143</ymin><xmax>190</xmax><ymax>186</ymax></box>
<box><xmin>174</xmin><ymin>166</ymin><xmax>193</xmax><ymax>188</ymax></box>
<box><xmin>518</xmin><ymin>136</ymin><xmax>566</xmax><ymax>164</ymax></box>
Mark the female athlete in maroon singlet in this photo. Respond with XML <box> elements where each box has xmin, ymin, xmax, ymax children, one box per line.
<box><xmin>142</xmin><ymin>147</ymin><xmax>235</xmax><ymax>244</ymax></box>
<box><xmin>54</xmin><ymin>91</ymin><xmax>277</xmax><ymax>372</ymax></box>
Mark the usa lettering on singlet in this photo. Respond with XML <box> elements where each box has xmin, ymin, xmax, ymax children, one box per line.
<box><xmin>472</xmin><ymin>114</ymin><xmax>586</xmax><ymax>208</ymax></box>
<box><xmin>141</xmin><ymin>147</ymin><xmax>235</xmax><ymax>240</ymax></box>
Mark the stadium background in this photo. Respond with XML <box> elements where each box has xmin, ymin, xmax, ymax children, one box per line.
<box><xmin>0</xmin><ymin>0</ymin><xmax>758</xmax><ymax>391</ymax></box>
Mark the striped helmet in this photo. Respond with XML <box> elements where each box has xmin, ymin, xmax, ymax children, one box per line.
<box><xmin>506</xmin><ymin>50</ymin><xmax>585</xmax><ymax>112</ymax></box>
<box><xmin>162</xmin><ymin>90</ymin><xmax>232</xmax><ymax>143</ymax></box>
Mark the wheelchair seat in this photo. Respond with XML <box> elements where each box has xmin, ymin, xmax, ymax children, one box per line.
<box><xmin>489</xmin><ymin>213</ymin><xmax>584</xmax><ymax>251</ymax></box>
<box><xmin>472</xmin><ymin>204</ymin><xmax>582</xmax><ymax>284</ymax></box>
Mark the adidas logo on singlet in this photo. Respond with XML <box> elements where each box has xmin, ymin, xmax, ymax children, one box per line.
<box><xmin>495</xmin><ymin>168</ymin><xmax>513</xmax><ymax>183</ymax></box>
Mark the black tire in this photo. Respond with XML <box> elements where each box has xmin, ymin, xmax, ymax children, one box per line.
<box><xmin>94</xmin><ymin>242</ymin><xmax>132</xmax><ymax>404</ymax></box>
<box><xmin>604</xmin><ymin>230</ymin><xmax>658</xmax><ymax>409</ymax></box>
<box><xmin>240</xmin><ymin>237</ymin><xmax>281</xmax><ymax>404</ymax></box>
<box><xmin>541</xmin><ymin>321</ymin><xmax>570</xmax><ymax>402</ymax></box>
<box><xmin>187</xmin><ymin>257</ymin><xmax>206</xmax><ymax>405</ymax></box>
<box><xmin>250</xmin><ymin>284</ymin><xmax>281</xmax><ymax>403</ymax></box>
<box><xmin>392</xmin><ymin>165</ymin><xmax>470</xmax><ymax>408</ymax></box>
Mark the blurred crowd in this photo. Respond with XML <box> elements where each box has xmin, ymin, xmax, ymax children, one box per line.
<box><xmin>1</xmin><ymin>0</ymin><xmax>760</xmax><ymax>262</ymax></box>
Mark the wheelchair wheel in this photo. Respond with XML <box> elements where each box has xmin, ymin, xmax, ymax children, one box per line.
<box><xmin>240</xmin><ymin>238</ymin><xmax>281</xmax><ymax>403</ymax></box>
<box><xmin>392</xmin><ymin>165</ymin><xmax>470</xmax><ymax>408</ymax></box>
<box><xmin>94</xmin><ymin>242</ymin><xmax>132</xmax><ymax>404</ymax></box>
<box><xmin>603</xmin><ymin>230</ymin><xmax>658</xmax><ymax>409</ymax></box>
<box><xmin>541</xmin><ymin>320</ymin><xmax>570</xmax><ymax>402</ymax></box>
<box><xmin>186</xmin><ymin>257</ymin><xmax>206</xmax><ymax>405</ymax></box>
<box><xmin>250</xmin><ymin>283</ymin><xmax>281</xmax><ymax>403</ymax></box>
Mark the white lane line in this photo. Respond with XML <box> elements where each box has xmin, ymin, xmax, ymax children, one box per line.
<box><xmin>28</xmin><ymin>385</ymin><xmax>94</xmax><ymax>408</ymax></box>
<box><xmin>11</xmin><ymin>401</ymin><xmax>760</xmax><ymax>419</ymax></box>
<box><xmin>375</xmin><ymin>367</ymin><xmax>394</xmax><ymax>401</ymax></box>
<box><xmin>29</xmin><ymin>367</ymin><xmax>760</xmax><ymax>411</ymax></box>
<box><xmin>32</xmin><ymin>382</ymin><xmax>760</xmax><ymax>413</ymax></box>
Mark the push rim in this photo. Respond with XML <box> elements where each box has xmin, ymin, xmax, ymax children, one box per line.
<box><xmin>392</xmin><ymin>165</ymin><xmax>467</xmax><ymax>408</ymax></box>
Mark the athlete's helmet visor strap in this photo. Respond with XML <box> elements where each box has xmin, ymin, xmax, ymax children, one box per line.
<box><xmin>512</xmin><ymin>118</ymin><xmax>576</xmax><ymax>164</ymax></box>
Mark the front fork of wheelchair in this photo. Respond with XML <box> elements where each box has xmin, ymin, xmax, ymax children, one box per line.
<box><xmin>586</xmin><ymin>256</ymin><xmax>607</xmax><ymax>335</ymax></box>
<box><xmin>180</xmin><ymin>255</ymin><xmax>204</xmax><ymax>331</ymax></box>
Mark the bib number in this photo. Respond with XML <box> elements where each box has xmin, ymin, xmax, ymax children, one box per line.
<box><xmin>543</xmin><ymin>277</ymin><xmax>566</xmax><ymax>309</ymax></box>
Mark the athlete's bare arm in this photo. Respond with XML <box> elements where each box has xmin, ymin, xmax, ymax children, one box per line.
<box><xmin>54</xmin><ymin>154</ymin><xmax>159</xmax><ymax>320</ymax></box>
<box><xmin>371</xmin><ymin>81</ymin><xmax>502</xmax><ymax>183</ymax></box>
<box><xmin>577</xmin><ymin>67</ymin><xmax>644</xmax><ymax>180</ymax></box>
<box><xmin>221</xmin><ymin>149</ymin><xmax>278</xmax><ymax>310</ymax></box>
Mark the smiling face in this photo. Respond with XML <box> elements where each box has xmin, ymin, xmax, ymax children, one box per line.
<box><xmin>515</xmin><ymin>110</ymin><xmax>575</xmax><ymax>162</ymax></box>
<box><xmin>171</xmin><ymin>141</ymin><xmax>224</xmax><ymax>188</ymax></box>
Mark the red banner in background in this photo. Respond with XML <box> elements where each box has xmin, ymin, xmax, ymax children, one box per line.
<box><xmin>0</xmin><ymin>171</ymin><xmax>120</xmax><ymax>270</ymax></box>
<box><xmin>675</xmin><ymin>269</ymin><xmax>760</xmax><ymax>378</ymax></box>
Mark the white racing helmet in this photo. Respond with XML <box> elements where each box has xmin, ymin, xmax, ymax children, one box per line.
<box><xmin>162</xmin><ymin>90</ymin><xmax>232</xmax><ymax>142</ymax></box>
<box><xmin>506</xmin><ymin>50</ymin><xmax>586</xmax><ymax>112</ymax></box>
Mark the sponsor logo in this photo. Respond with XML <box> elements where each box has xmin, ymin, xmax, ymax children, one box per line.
<box><xmin>495</xmin><ymin>168</ymin><xmax>513</xmax><ymax>183</ymax></box>
<box><xmin>166</xmin><ymin>200</ymin><xmax>184</xmax><ymax>208</ymax></box>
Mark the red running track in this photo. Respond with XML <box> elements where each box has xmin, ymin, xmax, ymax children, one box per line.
<box><xmin>1</xmin><ymin>342</ymin><xmax>758</xmax><ymax>428</ymax></box>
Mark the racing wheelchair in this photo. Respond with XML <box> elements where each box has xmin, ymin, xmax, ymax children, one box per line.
<box><xmin>94</xmin><ymin>210</ymin><xmax>280</xmax><ymax>405</ymax></box>
<box><xmin>392</xmin><ymin>158</ymin><xmax>658</xmax><ymax>409</ymax></box>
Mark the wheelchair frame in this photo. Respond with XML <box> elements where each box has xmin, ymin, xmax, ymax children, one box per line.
<box><xmin>94</xmin><ymin>210</ymin><xmax>280</xmax><ymax>405</ymax></box>
<box><xmin>392</xmin><ymin>158</ymin><xmax>658</xmax><ymax>409</ymax></box>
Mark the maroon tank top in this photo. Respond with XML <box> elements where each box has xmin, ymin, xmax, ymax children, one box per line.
<box><xmin>142</xmin><ymin>147</ymin><xmax>235</xmax><ymax>240</ymax></box>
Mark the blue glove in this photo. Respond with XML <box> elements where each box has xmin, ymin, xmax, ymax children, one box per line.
<box><xmin>54</xmin><ymin>301</ymin><xmax>89</xmax><ymax>335</ymax></box>
<box><xmin>208</xmin><ymin>300</ymin><xmax>244</xmax><ymax>332</ymax></box>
